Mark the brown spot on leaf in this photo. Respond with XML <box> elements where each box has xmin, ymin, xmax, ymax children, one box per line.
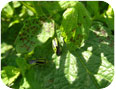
<box><xmin>77</xmin><ymin>34</ymin><xmax>83</xmax><ymax>40</ymax></box>
<box><xmin>99</xmin><ymin>39</ymin><xmax>103</xmax><ymax>42</ymax></box>
<box><xmin>30</xmin><ymin>41</ymin><xmax>35</xmax><ymax>45</ymax></box>
<box><xmin>26</xmin><ymin>46</ymin><xmax>30</xmax><ymax>51</ymax></box>
<box><xmin>70</xmin><ymin>37</ymin><xmax>75</xmax><ymax>42</ymax></box>
<box><xmin>23</xmin><ymin>43</ymin><xmax>27</xmax><ymax>47</ymax></box>
<box><xmin>48</xmin><ymin>79</ymin><xmax>54</xmax><ymax>83</ymax></box>
<box><xmin>106</xmin><ymin>36</ymin><xmax>110</xmax><ymax>40</ymax></box>
<box><xmin>72</xmin><ymin>29</ymin><xmax>76</xmax><ymax>32</ymax></box>
<box><xmin>27</xmin><ymin>28</ymin><xmax>30</xmax><ymax>32</ymax></box>
<box><xmin>32</xmin><ymin>31</ymin><xmax>36</xmax><ymax>34</ymax></box>
<box><xmin>20</xmin><ymin>37</ymin><xmax>27</xmax><ymax>42</ymax></box>
<box><xmin>110</xmin><ymin>41</ymin><xmax>114</xmax><ymax>47</ymax></box>
<box><xmin>19</xmin><ymin>34</ymin><xmax>23</xmax><ymax>37</ymax></box>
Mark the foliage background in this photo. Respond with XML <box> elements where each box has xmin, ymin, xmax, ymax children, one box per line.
<box><xmin>1</xmin><ymin>1</ymin><xmax>114</xmax><ymax>89</ymax></box>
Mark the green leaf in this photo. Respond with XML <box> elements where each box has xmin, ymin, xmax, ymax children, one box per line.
<box><xmin>64</xmin><ymin>51</ymin><xmax>78</xmax><ymax>84</ymax></box>
<box><xmin>59</xmin><ymin>1</ymin><xmax>78</xmax><ymax>10</ymax></box>
<box><xmin>15</xmin><ymin>17</ymin><xmax>54</xmax><ymax>53</ymax></box>
<box><xmin>38</xmin><ymin>1</ymin><xmax>62</xmax><ymax>15</ymax></box>
<box><xmin>32</xmin><ymin>38</ymin><xmax>54</xmax><ymax>60</ymax></box>
<box><xmin>2</xmin><ymin>3</ymin><xmax>14</xmax><ymax>17</ymax></box>
<box><xmin>104</xmin><ymin>5</ymin><xmax>114</xmax><ymax>30</ymax></box>
<box><xmin>1</xmin><ymin>66</ymin><xmax>20</xmax><ymax>86</ymax></box>
<box><xmin>1</xmin><ymin>1</ymin><xmax>114</xmax><ymax>89</ymax></box>
<box><xmin>61</xmin><ymin>2</ymin><xmax>91</xmax><ymax>50</ymax></box>
<box><xmin>86</xmin><ymin>1</ymin><xmax>99</xmax><ymax>17</ymax></box>
<box><xmin>33</xmin><ymin>1</ymin><xmax>78</xmax><ymax>16</ymax></box>
<box><xmin>56</xmin><ymin>29</ymin><xmax>64</xmax><ymax>46</ymax></box>
<box><xmin>22</xmin><ymin>64</ymin><xmax>56</xmax><ymax>89</ymax></box>
<box><xmin>94</xmin><ymin>53</ymin><xmax>114</xmax><ymax>86</ymax></box>
<box><xmin>13</xmin><ymin>1</ymin><xmax>21</xmax><ymax>8</ymax></box>
<box><xmin>19</xmin><ymin>77</ymin><xmax>30</xmax><ymax>89</ymax></box>
<box><xmin>16</xmin><ymin>58</ymin><xmax>30</xmax><ymax>76</ymax></box>
<box><xmin>11</xmin><ymin>29</ymin><xmax>114</xmax><ymax>89</ymax></box>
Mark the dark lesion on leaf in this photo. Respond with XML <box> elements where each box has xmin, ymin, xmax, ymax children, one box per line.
<box><xmin>32</xmin><ymin>31</ymin><xmax>36</xmax><ymax>34</ymax></box>
<box><xmin>78</xmin><ymin>23</ymin><xmax>82</xmax><ymax>26</ymax></box>
<box><xmin>76</xmin><ymin>34</ymin><xmax>83</xmax><ymax>41</ymax></box>
<box><xmin>48</xmin><ymin>78</ymin><xmax>54</xmax><ymax>83</ymax></box>
<box><xmin>72</xmin><ymin>28</ymin><xmax>76</xmax><ymax>32</ymax></box>
<box><xmin>26</xmin><ymin>39</ymin><xmax>30</xmax><ymax>43</ymax></box>
<box><xmin>23</xmin><ymin>43</ymin><xmax>30</xmax><ymax>51</ymax></box>
<box><xmin>30</xmin><ymin>26</ymin><xmax>38</xmax><ymax>32</ymax></box>
<box><xmin>29</xmin><ymin>35</ymin><xmax>33</xmax><ymax>37</ymax></box>
<box><xmin>110</xmin><ymin>41</ymin><xmax>114</xmax><ymax>47</ymax></box>
<box><xmin>35</xmin><ymin>20</ymin><xmax>40</xmax><ymax>24</ymax></box>
<box><xmin>26</xmin><ymin>28</ymin><xmax>30</xmax><ymax>32</ymax></box>
<box><xmin>25</xmin><ymin>20</ymin><xmax>29</xmax><ymax>24</ymax></box>
<box><xmin>19</xmin><ymin>36</ymin><xmax>28</xmax><ymax>42</ymax></box>
<box><xmin>26</xmin><ymin>46</ymin><xmax>30</xmax><ymax>51</ymax></box>
<box><xmin>30</xmin><ymin>41</ymin><xmax>35</xmax><ymax>45</ymax></box>
<box><xmin>106</xmin><ymin>36</ymin><xmax>110</xmax><ymax>40</ymax></box>
<box><xmin>83</xmin><ymin>16</ymin><xmax>86</xmax><ymax>18</ymax></box>
<box><xmin>70</xmin><ymin>37</ymin><xmax>75</xmax><ymax>42</ymax></box>
<box><xmin>39</xmin><ymin>17</ymin><xmax>46</xmax><ymax>22</ymax></box>
<box><xmin>31</xmin><ymin>26</ymin><xmax>36</xmax><ymax>29</ymax></box>
<box><xmin>19</xmin><ymin>32</ymin><xmax>27</xmax><ymax>36</ymax></box>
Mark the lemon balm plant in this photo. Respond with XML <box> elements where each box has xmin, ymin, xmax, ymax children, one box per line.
<box><xmin>1</xmin><ymin>1</ymin><xmax>114</xmax><ymax>89</ymax></box>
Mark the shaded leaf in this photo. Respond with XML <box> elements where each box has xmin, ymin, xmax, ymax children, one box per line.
<box><xmin>86</xmin><ymin>1</ymin><xmax>99</xmax><ymax>17</ymax></box>
<box><xmin>16</xmin><ymin>58</ymin><xmax>30</xmax><ymax>76</ymax></box>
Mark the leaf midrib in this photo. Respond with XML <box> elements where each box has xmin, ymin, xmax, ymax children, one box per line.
<box><xmin>76</xmin><ymin>53</ymin><xmax>100</xmax><ymax>88</ymax></box>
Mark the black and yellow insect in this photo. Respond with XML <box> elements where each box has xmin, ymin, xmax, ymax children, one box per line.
<box><xmin>29</xmin><ymin>58</ymin><xmax>48</xmax><ymax>65</ymax></box>
<box><xmin>52</xmin><ymin>38</ymin><xmax>62</xmax><ymax>56</ymax></box>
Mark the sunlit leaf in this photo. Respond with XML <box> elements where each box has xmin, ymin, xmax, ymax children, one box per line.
<box><xmin>1</xmin><ymin>66</ymin><xmax>20</xmax><ymax>86</ymax></box>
